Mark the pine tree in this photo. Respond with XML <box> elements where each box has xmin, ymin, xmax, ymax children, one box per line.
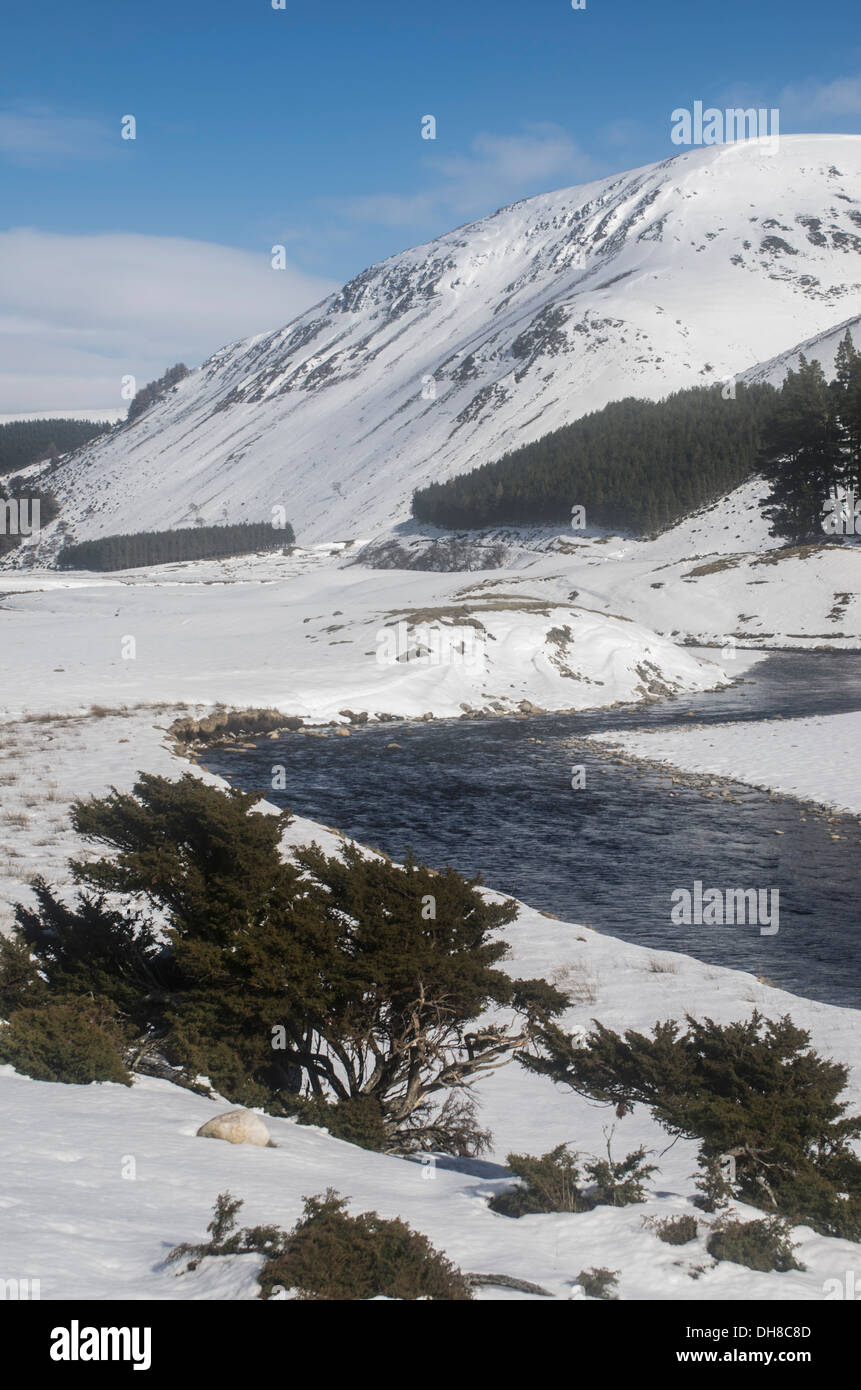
<box><xmin>834</xmin><ymin>330</ymin><xmax>861</xmax><ymax>495</ymax></box>
<box><xmin>522</xmin><ymin>1011</ymin><xmax>861</xmax><ymax>1238</ymax></box>
<box><xmin>8</xmin><ymin>776</ymin><xmax>567</xmax><ymax>1151</ymax></box>
<box><xmin>758</xmin><ymin>356</ymin><xmax>844</xmax><ymax>542</ymax></box>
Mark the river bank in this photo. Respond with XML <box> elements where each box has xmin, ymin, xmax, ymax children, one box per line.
<box><xmin>590</xmin><ymin>711</ymin><xmax>861</xmax><ymax>818</ymax></box>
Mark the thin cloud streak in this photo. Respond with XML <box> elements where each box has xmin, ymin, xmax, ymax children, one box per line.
<box><xmin>0</xmin><ymin>230</ymin><xmax>337</xmax><ymax>412</ymax></box>
<box><xmin>338</xmin><ymin>124</ymin><xmax>597</xmax><ymax>229</ymax></box>
<box><xmin>0</xmin><ymin>106</ymin><xmax>113</xmax><ymax>164</ymax></box>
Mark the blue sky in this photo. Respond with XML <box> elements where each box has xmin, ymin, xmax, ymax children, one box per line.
<box><xmin>1</xmin><ymin>0</ymin><xmax>860</xmax><ymax>410</ymax></box>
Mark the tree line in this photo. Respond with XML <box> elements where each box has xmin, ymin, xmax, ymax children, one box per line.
<box><xmin>126</xmin><ymin>363</ymin><xmax>190</xmax><ymax>422</ymax></box>
<box><xmin>411</xmin><ymin>330</ymin><xmax>861</xmax><ymax>545</ymax></box>
<box><xmin>0</xmin><ymin>417</ymin><xmax>111</xmax><ymax>477</ymax></box>
<box><xmin>58</xmin><ymin>520</ymin><xmax>294</xmax><ymax>571</ymax></box>
<box><xmin>412</xmin><ymin>382</ymin><xmax>778</xmax><ymax>535</ymax></box>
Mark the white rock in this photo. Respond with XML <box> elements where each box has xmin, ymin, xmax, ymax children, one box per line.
<box><xmin>196</xmin><ymin>1109</ymin><xmax>275</xmax><ymax>1147</ymax></box>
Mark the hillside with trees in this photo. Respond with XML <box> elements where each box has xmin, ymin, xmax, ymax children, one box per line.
<box><xmin>0</xmin><ymin>417</ymin><xmax>112</xmax><ymax>477</ymax></box>
<box><xmin>0</xmin><ymin>484</ymin><xmax>59</xmax><ymax>559</ymax></box>
<box><xmin>126</xmin><ymin>363</ymin><xmax>190</xmax><ymax>422</ymax></box>
<box><xmin>412</xmin><ymin>383</ymin><xmax>777</xmax><ymax>535</ymax></box>
<box><xmin>58</xmin><ymin>520</ymin><xmax>294</xmax><ymax>571</ymax></box>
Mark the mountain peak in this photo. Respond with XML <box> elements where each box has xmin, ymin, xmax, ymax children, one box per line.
<box><xmin>18</xmin><ymin>134</ymin><xmax>861</xmax><ymax>559</ymax></box>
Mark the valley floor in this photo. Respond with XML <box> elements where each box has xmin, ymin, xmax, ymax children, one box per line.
<box><xmin>1</xmin><ymin>500</ymin><xmax>859</xmax><ymax>1300</ymax></box>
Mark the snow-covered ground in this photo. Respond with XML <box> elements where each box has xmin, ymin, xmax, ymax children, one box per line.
<box><xmin>1</xmin><ymin>703</ymin><xmax>860</xmax><ymax>1301</ymax></box>
<box><xmin>593</xmin><ymin>711</ymin><xmax>861</xmax><ymax>817</ymax></box>
<box><xmin>0</xmin><ymin>549</ymin><xmax>732</xmax><ymax>724</ymax></box>
<box><xmin>466</xmin><ymin>477</ymin><xmax>861</xmax><ymax>650</ymax></box>
<box><xmin>1</xmin><ymin>473</ymin><xmax>858</xmax><ymax>756</ymax></box>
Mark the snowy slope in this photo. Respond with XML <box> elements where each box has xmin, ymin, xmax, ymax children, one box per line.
<box><xmin>19</xmin><ymin>134</ymin><xmax>861</xmax><ymax>557</ymax></box>
<box><xmin>743</xmin><ymin>312</ymin><xmax>861</xmax><ymax>387</ymax></box>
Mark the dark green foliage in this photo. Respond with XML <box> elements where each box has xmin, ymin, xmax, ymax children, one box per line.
<box><xmin>0</xmin><ymin>882</ymin><xmax>168</xmax><ymax>1086</ymax></box>
<box><xmin>525</xmin><ymin>1012</ymin><xmax>861</xmax><ymax>1239</ymax></box>
<box><xmin>261</xmin><ymin>1190</ymin><xmax>474</xmax><ymax>1301</ymax></box>
<box><xmin>489</xmin><ymin>1138</ymin><xmax>654</xmax><ymax>1217</ymax></box>
<box><xmin>576</xmin><ymin>1267</ymin><xmax>619</xmax><ymax>1300</ymax></box>
<box><xmin>19</xmin><ymin>775</ymin><xmax>564</xmax><ymax>1150</ymax></box>
<box><xmin>758</xmin><ymin>355</ymin><xmax>844</xmax><ymax>542</ymax></box>
<box><xmin>289</xmin><ymin>1094</ymin><xmax>391</xmax><ymax>1152</ymax></box>
<box><xmin>70</xmin><ymin>773</ymin><xmax>296</xmax><ymax>947</ymax></box>
<box><xmin>706</xmin><ymin>1217</ymin><xmax>803</xmax><ymax>1273</ymax></box>
<box><xmin>290</xmin><ymin>1089</ymin><xmax>485</xmax><ymax>1156</ymax></box>
<box><xmin>280</xmin><ymin>841</ymin><xmax>564</xmax><ymax>1149</ymax></box>
<box><xmin>583</xmin><ymin>1142</ymin><xmax>657</xmax><ymax>1207</ymax></box>
<box><xmin>8</xmin><ymin>879</ymin><xmax>174</xmax><ymax>1034</ymax></box>
<box><xmin>58</xmin><ymin>520</ymin><xmax>294</xmax><ymax>571</ymax></box>
<box><xmin>170</xmin><ymin>1190</ymin><xmax>473</xmax><ymax>1301</ymax></box>
<box><xmin>759</xmin><ymin>332</ymin><xmax>861</xmax><ymax>541</ymax></box>
<box><xmin>414</xmin><ymin>331</ymin><xmax>861</xmax><ymax>544</ymax></box>
<box><xmin>0</xmin><ymin>998</ymin><xmax>131</xmax><ymax>1086</ymax></box>
<box><xmin>489</xmin><ymin>1144</ymin><xmax>589</xmax><ymax>1217</ymax></box>
<box><xmin>649</xmin><ymin>1214</ymin><xmax>699</xmax><ymax>1245</ymax></box>
<box><xmin>412</xmin><ymin>383</ymin><xmax>777</xmax><ymax>534</ymax></box>
<box><xmin>70</xmin><ymin>773</ymin><xmax>306</xmax><ymax>1105</ymax></box>
<box><xmin>834</xmin><ymin>329</ymin><xmax>861</xmax><ymax>495</ymax></box>
<box><xmin>694</xmin><ymin>1153</ymin><xmax>735</xmax><ymax>1213</ymax></box>
<box><xmin>0</xmin><ymin>417</ymin><xmax>111</xmax><ymax>477</ymax></box>
<box><xmin>167</xmin><ymin>1192</ymin><xmax>284</xmax><ymax>1271</ymax></box>
<box><xmin>126</xmin><ymin>363</ymin><xmax>190</xmax><ymax>422</ymax></box>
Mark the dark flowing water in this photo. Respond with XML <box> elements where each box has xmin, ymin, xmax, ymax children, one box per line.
<box><xmin>206</xmin><ymin>652</ymin><xmax>861</xmax><ymax>1009</ymax></box>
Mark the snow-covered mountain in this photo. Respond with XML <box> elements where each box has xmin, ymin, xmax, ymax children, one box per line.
<box><xmin>21</xmin><ymin>134</ymin><xmax>861</xmax><ymax>557</ymax></box>
<box><xmin>742</xmin><ymin>310</ymin><xmax>861</xmax><ymax>386</ymax></box>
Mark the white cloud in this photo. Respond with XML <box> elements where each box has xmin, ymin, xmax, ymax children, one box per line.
<box><xmin>779</xmin><ymin>73</ymin><xmax>861</xmax><ymax>118</ymax></box>
<box><xmin>0</xmin><ymin>107</ymin><xmax>111</xmax><ymax>164</ymax></box>
<box><xmin>341</xmin><ymin>124</ymin><xmax>595</xmax><ymax>228</ymax></box>
<box><xmin>0</xmin><ymin>230</ymin><xmax>337</xmax><ymax>413</ymax></box>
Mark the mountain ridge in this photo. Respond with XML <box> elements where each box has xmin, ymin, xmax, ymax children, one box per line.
<box><xmin>11</xmin><ymin>133</ymin><xmax>861</xmax><ymax>563</ymax></box>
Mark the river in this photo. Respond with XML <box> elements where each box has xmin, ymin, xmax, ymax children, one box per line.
<box><xmin>205</xmin><ymin>651</ymin><xmax>861</xmax><ymax>1009</ymax></box>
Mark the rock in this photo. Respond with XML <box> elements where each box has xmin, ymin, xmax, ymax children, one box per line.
<box><xmin>196</xmin><ymin>1109</ymin><xmax>275</xmax><ymax>1147</ymax></box>
<box><xmin>338</xmin><ymin>709</ymin><xmax>368</xmax><ymax>725</ymax></box>
<box><xmin>335</xmin><ymin>727</ymin><xmax>351</xmax><ymax>737</ymax></box>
